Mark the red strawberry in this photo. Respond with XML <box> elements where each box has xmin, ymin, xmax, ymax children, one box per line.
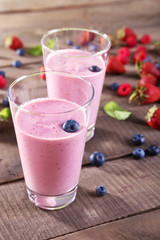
<box><xmin>139</xmin><ymin>74</ymin><xmax>158</xmax><ymax>86</ymax></box>
<box><xmin>140</xmin><ymin>34</ymin><xmax>151</xmax><ymax>44</ymax></box>
<box><xmin>126</xmin><ymin>36</ymin><xmax>137</xmax><ymax>47</ymax></box>
<box><xmin>118</xmin><ymin>83</ymin><xmax>132</xmax><ymax>96</ymax></box>
<box><xmin>141</xmin><ymin>62</ymin><xmax>160</xmax><ymax>78</ymax></box>
<box><xmin>106</xmin><ymin>56</ymin><xmax>126</xmax><ymax>74</ymax></box>
<box><xmin>146</xmin><ymin>105</ymin><xmax>160</xmax><ymax>129</ymax></box>
<box><xmin>0</xmin><ymin>75</ymin><xmax>7</xmax><ymax>88</ymax></box>
<box><xmin>5</xmin><ymin>35</ymin><xmax>23</xmax><ymax>50</ymax></box>
<box><xmin>79</xmin><ymin>31</ymin><xmax>95</xmax><ymax>45</ymax></box>
<box><xmin>117</xmin><ymin>54</ymin><xmax>129</xmax><ymax>65</ymax></box>
<box><xmin>40</xmin><ymin>65</ymin><xmax>46</xmax><ymax>80</ymax></box>
<box><xmin>129</xmin><ymin>83</ymin><xmax>160</xmax><ymax>104</ymax></box>
<box><xmin>117</xmin><ymin>27</ymin><xmax>137</xmax><ymax>42</ymax></box>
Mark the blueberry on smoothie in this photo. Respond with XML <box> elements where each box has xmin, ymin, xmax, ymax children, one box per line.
<box><xmin>62</xmin><ymin>119</ymin><xmax>80</xmax><ymax>133</ymax></box>
<box><xmin>89</xmin><ymin>65</ymin><xmax>101</xmax><ymax>72</ymax></box>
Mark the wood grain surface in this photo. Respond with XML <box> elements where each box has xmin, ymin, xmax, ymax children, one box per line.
<box><xmin>0</xmin><ymin>0</ymin><xmax>160</xmax><ymax>239</ymax></box>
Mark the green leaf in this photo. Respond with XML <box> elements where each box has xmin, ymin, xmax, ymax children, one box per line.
<box><xmin>104</xmin><ymin>101</ymin><xmax>132</xmax><ymax>120</ymax></box>
<box><xmin>28</xmin><ymin>45</ymin><xmax>42</xmax><ymax>56</ymax></box>
<box><xmin>46</xmin><ymin>38</ymin><xmax>55</xmax><ymax>49</ymax></box>
<box><xmin>0</xmin><ymin>107</ymin><xmax>11</xmax><ymax>120</ymax></box>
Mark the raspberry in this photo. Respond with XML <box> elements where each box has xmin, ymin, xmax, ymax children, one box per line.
<box><xmin>0</xmin><ymin>76</ymin><xmax>7</xmax><ymax>88</ymax></box>
<box><xmin>118</xmin><ymin>47</ymin><xmax>131</xmax><ymax>57</ymax></box>
<box><xmin>117</xmin><ymin>83</ymin><xmax>132</xmax><ymax>96</ymax></box>
<box><xmin>140</xmin><ymin>34</ymin><xmax>151</xmax><ymax>44</ymax></box>
<box><xmin>133</xmin><ymin>51</ymin><xmax>147</xmax><ymax>63</ymax></box>
<box><xmin>136</xmin><ymin>45</ymin><xmax>147</xmax><ymax>54</ymax></box>
<box><xmin>126</xmin><ymin>36</ymin><xmax>137</xmax><ymax>47</ymax></box>
<box><xmin>40</xmin><ymin>65</ymin><xmax>46</xmax><ymax>80</ymax></box>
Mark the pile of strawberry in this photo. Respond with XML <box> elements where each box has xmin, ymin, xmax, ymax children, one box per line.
<box><xmin>107</xmin><ymin>27</ymin><xmax>160</xmax><ymax>130</ymax></box>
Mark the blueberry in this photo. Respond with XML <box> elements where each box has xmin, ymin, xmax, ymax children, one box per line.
<box><xmin>12</xmin><ymin>60</ymin><xmax>22</xmax><ymax>68</ymax></box>
<box><xmin>96</xmin><ymin>186</ymin><xmax>107</xmax><ymax>197</ymax></box>
<box><xmin>133</xmin><ymin>148</ymin><xmax>145</xmax><ymax>159</ymax></box>
<box><xmin>62</xmin><ymin>119</ymin><xmax>80</xmax><ymax>133</ymax></box>
<box><xmin>147</xmin><ymin>145</ymin><xmax>160</xmax><ymax>156</ymax></box>
<box><xmin>89</xmin><ymin>65</ymin><xmax>101</xmax><ymax>72</ymax></box>
<box><xmin>132</xmin><ymin>133</ymin><xmax>145</xmax><ymax>146</ymax></box>
<box><xmin>111</xmin><ymin>82</ymin><xmax>119</xmax><ymax>91</ymax></box>
<box><xmin>66</xmin><ymin>40</ymin><xmax>73</xmax><ymax>46</ymax></box>
<box><xmin>16</xmin><ymin>48</ymin><xmax>25</xmax><ymax>56</ymax></box>
<box><xmin>90</xmin><ymin>151</ymin><xmax>105</xmax><ymax>167</ymax></box>
<box><xmin>155</xmin><ymin>63</ymin><xmax>160</xmax><ymax>70</ymax></box>
<box><xmin>0</xmin><ymin>70</ymin><xmax>5</xmax><ymax>78</ymax></box>
<box><xmin>3</xmin><ymin>97</ymin><xmax>9</xmax><ymax>107</ymax></box>
<box><xmin>73</xmin><ymin>45</ymin><xmax>80</xmax><ymax>49</ymax></box>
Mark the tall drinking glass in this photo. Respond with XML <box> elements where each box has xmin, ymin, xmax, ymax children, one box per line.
<box><xmin>41</xmin><ymin>28</ymin><xmax>111</xmax><ymax>141</ymax></box>
<box><xmin>8</xmin><ymin>71</ymin><xmax>94</xmax><ymax>210</ymax></box>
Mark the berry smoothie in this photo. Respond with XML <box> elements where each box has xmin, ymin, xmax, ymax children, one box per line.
<box><xmin>44</xmin><ymin>49</ymin><xmax>106</xmax><ymax>130</ymax></box>
<box><xmin>15</xmin><ymin>98</ymin><xmax>87</xmax><ymax>196</ymax></box>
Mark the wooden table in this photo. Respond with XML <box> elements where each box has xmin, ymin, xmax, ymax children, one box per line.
<box><xmin>0</xmin><ymin>0</ymin><xmax>160</xmax><ymax>239</ymax></box>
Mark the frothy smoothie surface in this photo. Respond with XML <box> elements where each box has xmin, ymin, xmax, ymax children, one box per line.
<box><xmin>46</xmin><ymin>49</ymin><xmax>105</xmax><ymax>76</ymax></box>
<box><xmin>15</xmin><ymin>98</ymin><xmax>87</xmax><ymax>195</ymax></box>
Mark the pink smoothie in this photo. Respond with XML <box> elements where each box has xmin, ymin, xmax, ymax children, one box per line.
<box><xmin>45</xmin><ymin>49</ymin><xmax>106</xmax><ymax>129</ymax></box>
<box><xmin>15</xmin><ymin>98</ymin><xmax>87</xmax><ymax>195</ymax></box>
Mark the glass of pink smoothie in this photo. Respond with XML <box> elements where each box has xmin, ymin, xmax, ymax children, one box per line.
<box><xmin>41</xmin><ymin>28</ymin><xmax>111</xmax><ymax>141</ymax></box>
<box><xmin>8</xmin><ymin>71</ymin><xmax>94</xmax><ymax>210</ymax></box>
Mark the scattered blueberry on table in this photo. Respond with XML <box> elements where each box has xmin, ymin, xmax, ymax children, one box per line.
<box><xmin>132</xmin><ymin>148</ymin><xmax>145</xmax><ymax>159</ymax></box>
<box><xmin>111</xmin><ymin>82</ymin><xmax>119</xmax><ymax>91</ymax></box>
<box><xmin>12</xmin><ymin>60</ymin><xmax>22</xmax><ymax>68</ymax></box>
<box><xmin>0</xmin><ymin>70</ymin><xmax>5</xmax><ymax>78</ymax></box>
<box><xmin>3</xmin><ymin>97</ymin><xmax>9</xmax><ymax>107</ymax></box>
<box><xmin>16</xmin><ymin>48</ymin><xmax>25</xmax><ymax>56</ymax></box>
<box><xmin>90</xmin><ymin>151</ymin><xmax>105</xmax><ymax>167</ymax></box>
<box><xmin>132</xmin><ymin>133</ymin><xmax>145</xmax><ymax>146</ymax></box>
<box><xmin>147</xmin><ymin>145</ymin><xmax>160</xmax><ymax>156</ymax></box>
<box><xmin>96</xmin><ymin>186</ymin><xmax>107</xmax><ymax>197</ymax></box>
<box><xmin>66</xmin><ymin>40</ymin><xmax>73</xmax><ymax>46</ymax></box>
<box><xmin>62</xmin><ymin>119</ymin><xmax>80</xmax><ymax>133</ymax></box>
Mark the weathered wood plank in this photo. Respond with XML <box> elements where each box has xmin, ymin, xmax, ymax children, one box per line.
<box><xmin>0</xmin><ymin>156</ymin><xmax>160</xmax><ymax>239</ymax></box>
<box><xmin>53</xmin><ymin>210</ymin><xmax>160</xmax><ymax>240</ymax></box>
<box><xmin>0</xmin><ymin>0</ymin><xmax>119</xmax><ymax>12</ymax></box>
<box><xmin>0</xmin><ymin>0</ymin><xmax>159</xmax><ymax>44</ymax></box>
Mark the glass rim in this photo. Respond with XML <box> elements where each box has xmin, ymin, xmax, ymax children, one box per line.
<box><xmin>41</xmin><ymin>27</ymin><xmax>111</xmax><ymax>57</ymax></box>
<box><xmin>8</xmin><ymin>70</ymin><xmax>94</xmax><ymax>116</ymax></box>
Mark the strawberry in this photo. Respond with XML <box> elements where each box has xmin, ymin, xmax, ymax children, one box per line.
<box><xmin>106</xmin><ymin>56</ymin><xmax>126</xmax><ymax>74</ymax></box>
<box><xmin>79</xmin><ymin>31</ymin><xmax>95</xmax><ymax>45</ymax></box>
<box><xmin>129</xmin><ymin>83</ymin><xmax>160</xmax><ymax>104</ymax></box>
<box><xmin>141</xmin><ymin>62</ymin><xmax>160</xmax><ymax>78</ymax></box>
<box><xmin>117</xmin><ymin>27</ymin><xmax>137</xmax><ymax>42</ymax></box>
<box><xmin>5</xmin><ymin>35</ymin><xmax>23</xmax><ymax>50</ymax></box>
<box><xmin>40</xmin><ymin>65</ymin><xmax>46</xmax><ymax>80</ymax></box>
<box><xmin>140</xmin><ymin>34</ymin><xmax>151</xmax><ymax>44</ymax></box>
<box><xmin>117</xmin><ymin>54</ymin><xmax>129</xmax><ymax>65</ymax></box>
<box><xmin>146</xmin><ymin>105</ymin><xmax>160</xmax><ymax>129</ymax></box>
<box><xmin>139</xmin><ymin>74</ymin><xmax>158</xmax><ymax>86</ymax></box>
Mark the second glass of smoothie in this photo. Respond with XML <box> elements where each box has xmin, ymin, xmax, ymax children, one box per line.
<box><xmin>8</xmin><ymin>71</ymin><xmax>94</xmax><ymax>210</ymax></box>
<box><xmin>41</xmin><ymin>28</ymin><xmax>111</xmax><ymax>141</ymax></box>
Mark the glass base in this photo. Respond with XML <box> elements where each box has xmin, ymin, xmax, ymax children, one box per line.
<box><xmin>27</xmin><ymin>186</ymin><xmax>78</xmax><ymax>210</ymax></box>
<box><xmin>86</xmin><ymin>125</ymin><xmax>95</xmax><ymax>142</ymax></box>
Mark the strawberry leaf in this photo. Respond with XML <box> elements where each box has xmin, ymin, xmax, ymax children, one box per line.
<box><xmin>104</xmin><ymin>101</ymin><xmax>132</xmax><ymax>120</ymax></box>
<box><xmin>46</xmin><ymin>38</ymin><xmax>55</xmax><ymax>49</ymax></box>
<box><xmin>28</xmin><ymin>45</ymin><xmax>42</xmax><ymax>56</ymax></box>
